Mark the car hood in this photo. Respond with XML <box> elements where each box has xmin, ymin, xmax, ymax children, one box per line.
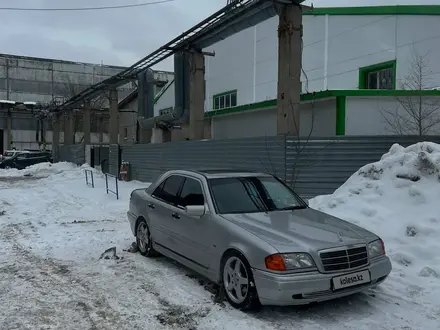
<box><xmin>220</xmin><ymin>208</ymin><xmax>378</xmax><ymax>253</ymax></box>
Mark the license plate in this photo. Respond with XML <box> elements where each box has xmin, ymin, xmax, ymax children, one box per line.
<box><xmin>332</xmin><ymin>270</ymin><xmax>370</xmax><ymax>290</ymax></box>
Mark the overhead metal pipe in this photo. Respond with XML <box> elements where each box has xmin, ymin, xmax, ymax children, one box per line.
<box><xmin>138</xmin><ymin>52</ymin><xmax>189</xmax><ymax>129</ymax></box>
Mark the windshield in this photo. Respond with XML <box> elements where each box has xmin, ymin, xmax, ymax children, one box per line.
<box><xmin>209</xmin><ymin>176</ymin><xmax>307</xmax><ymax>214</ymax></box>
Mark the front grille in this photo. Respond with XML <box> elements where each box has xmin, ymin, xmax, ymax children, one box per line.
<box><xmin>320</xmin><ymin>246</ymin><xmax>368</xmax><ymax>272</ymax></box>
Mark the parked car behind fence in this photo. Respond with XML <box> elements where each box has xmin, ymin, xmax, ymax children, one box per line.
<box><xmin>0</xmin><ymin>151</ymin><xmax>52</xmax><ymax>170</ymax></box>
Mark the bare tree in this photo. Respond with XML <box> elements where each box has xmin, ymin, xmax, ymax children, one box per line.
<box><xmin>381</xmin><ymin>48</ymin><xmax>440</xmax><ymax>135</ymax></box>
<box><xmin>54</xmin><ymin>74</ymin><xmax>108</xmax><ymax>142</ymax></box>
<box><xmin>260</xmin><ymin>99</ymin><xmax>329</xmax><ymax>188</ymax></box>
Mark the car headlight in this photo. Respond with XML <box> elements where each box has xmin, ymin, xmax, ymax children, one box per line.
<box><xmin>368</xmin><ymin>239</ymin><xmax>386</xmax><ymax>258</ymax></box>
<box><xmin>265</xmin><ymin>253</ymin><xmax>316</xmax><ymax>271</ymax></box>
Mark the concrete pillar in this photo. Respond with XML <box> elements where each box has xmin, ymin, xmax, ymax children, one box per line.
<box><xmin>64</xmin><ymin>111</ymin><xmax>74</xmax><ymax>145</ymax></box>
<box><xmin>139</xmin><ymin>128</ymin><xmax>152</xmax><ymax>144</ymax></box>
<box><xmin>189</xmin><ymin>51</ymin><xmax>205</xmax><ymax>140</ymax></box>
<box><xmin>276</xmin><ymin>4</ymin><xmax>303</xmax><ymax>136</ymax></box>
<box><xmin>6</xmin><ymin>110</ymin><xmax>12</xmax><ymax>149</ymax></box>
<box><xmin>163</xmin><ymin>129</ymin><xmax>171</xmax><ymax>143</ymax></box>
<box><xmin>150</xmin><ymin>127</ymin><xmax>172</xmax><ymax>143</ymax></box>
<box><xmin>151</xmin><ymin>127</ymin><xmax>163</xmax><ymax>144</ymax></box>
<box><xmin>52</xmin><ymin>113</ymin><xmax>60</xmax><ymax>162</ymax></box>
<box><xmin>98</xmin><ymin>116</ymin><xmax>104</xmax><ymax>143</ymax></box>
<box><xmin>83</xmin><ymin>102</ymin><xmax>91</xmax><ymax>144</ymax></box>
<box><xmin>109</xmin><ymin>89</ymin><xmax>119</xmax><ymax>144</ymax></box>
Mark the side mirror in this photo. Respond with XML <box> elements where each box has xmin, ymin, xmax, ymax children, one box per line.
<box><xmin>185</xmin><ymin>205</ymin><xmax>206</xmax><ymax>217</ymax></box>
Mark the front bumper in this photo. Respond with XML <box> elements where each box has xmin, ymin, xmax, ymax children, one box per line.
<box><xmin>127</xmin><ymin>211</ymin><xmax>137</xmax><ymax>236</ymax></box>
<box><xmin>253</xmin><ymin>256</ymin><xmax>392</xmax><ymax>306</ymax></box>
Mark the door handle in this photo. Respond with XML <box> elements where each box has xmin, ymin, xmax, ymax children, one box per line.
<box><xmin>148</xmin><ymin>203</ymin><xmax>155</xmax><ymax>209</ymax></box>
<box><xmin>172</xmin><ymin>212</ymin><xmax>180</xmax><ymax>219</ymax></box>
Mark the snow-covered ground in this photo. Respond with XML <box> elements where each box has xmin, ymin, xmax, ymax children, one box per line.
<box><xmin>1</xmin><ymin>142</ymin><xmax>439</xmax><ymax>329</ymax></box>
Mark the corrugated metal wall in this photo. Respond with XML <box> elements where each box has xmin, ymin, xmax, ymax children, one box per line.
<box><xmin>59</xmin><ymin>144</ymin><xmax>85</xmax><ymax>165</ymax></box>
<box><xmin>285</xmin><ymin>136</ymin><xmax>440</xmax><ymax>197</ymax></box>
<box><xmin>121</xmin><ymin>136</ymin><xmax>286</xmax><ymax>184</ymax></box>
<box><xmin>109</xmin><ymin>144</ymin><xmax>120</xmax><ymax>176</ymax></box>
<box><xmin>119</xmin><ymin>135</ymin><xmax>440</xmax><ymax>198</ymax></box>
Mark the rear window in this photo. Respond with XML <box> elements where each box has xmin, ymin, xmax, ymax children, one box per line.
<box><xmin>4</xmin><ymin>151</ymin><xmax>15</xmax><ymax>157</ymax></box>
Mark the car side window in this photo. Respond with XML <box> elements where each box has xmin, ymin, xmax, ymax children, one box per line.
<box><xmin>179</xmin><ymin>178</ymin><xmax>204</xmax><ymax>207</ymax></box>
<box><xmin>152</xmin><ymin>175</ymin><xmax>185</xmax><ymax>205</ymax></box>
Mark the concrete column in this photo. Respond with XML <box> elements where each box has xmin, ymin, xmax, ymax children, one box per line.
<box><xmin>98</xmin><ymin>116</ymin><xmax>104</xmax><ymax>143</ymax></box>
<box><xmin>64</xmin><ymin>111</ymin><xmax>74</xmax><ymax>145</ymax></box>
<box><xmin>189</xmin><ymin>51</ymin><xmax>205</xmax><ymax>140</ymax></box>
<box><xmin>151</xmin><ymin>127</ymin><xmax>163</xmax><ymax>144</ymax></box>
<box><xmin>52</xmin><ymin>113</ymin><xmax>60</xmax><ymax>162</ymax></box>
<box><xmin>83</xmin><ymin>102</ymin><xmax>91</xmax><ymax>144</ymax></box>
<box><xmin>276</xmin><ymin>4</ymin><xmax>303</xmax><ymax>136</ymax></box>
<box><xmin>109</xmin><ymin>89</ymin><xmax>119</xmax><ymax>144</ymax></box>
<box><xmin>139</xmin><ymin>128</ymin><xmax>152</xmax><ymax>144</ymax></box>
<box><xmin>6</xmin><ymin>110</ymin><xmax>12</xmax><ymax>149</ymax></box>
<box><xmin>163</xmin><ymin>129</ymin><xmax>171</xmax><ymax>143</ymax></box>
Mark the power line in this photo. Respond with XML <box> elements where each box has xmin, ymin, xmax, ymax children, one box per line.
<box><xmin>0</xmin><ymin>0</ymin><xmax>175</xmax><ymax>11</ymax></box>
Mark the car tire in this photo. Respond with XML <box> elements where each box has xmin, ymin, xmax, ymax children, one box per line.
<box><xmin>221</xmin><ymin>251</ymin><xmax>261</xmax><ymax>311</ymax></box>
<box><xmin>136</xmin><ymin>219</ymin><xmax>159</xmax><ymax>257</ymax></box>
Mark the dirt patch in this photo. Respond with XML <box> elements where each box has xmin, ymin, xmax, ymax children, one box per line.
<box><xmin>185</xmin><ymin>273</ymin><xmax>226</xmax><ymax>307</ymax></box>
<box><xmin>155</xmin><ymin>299</ymin><xmax>210</xmax><ymax>329</ymax></box>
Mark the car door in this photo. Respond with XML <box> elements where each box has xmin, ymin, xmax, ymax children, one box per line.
<box><xmin>148</xmin><ymin>174</ymin><xmax>185</xmax><ymax>251</ymax></box>
<box><xmin>171</xmin><ymin>176</ymin><xmax>212</xmax><ymax>269</ymax></box>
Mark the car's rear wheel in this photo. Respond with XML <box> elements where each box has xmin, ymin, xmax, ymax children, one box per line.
<box><xmin>136</xmin><ymin>219</ymin><xmax>159</xmax><ymax>257</ymax></box>
<box><xmin>221</xmin><ymin>252</ymin><xmax>260</xmax><ymax>311</ymax></box>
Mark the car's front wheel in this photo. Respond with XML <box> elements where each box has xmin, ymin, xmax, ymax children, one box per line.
<box><xmin>221</xmin><ymin>252</ymin><xmax>260</xmax><ymax>311</ymax></box>
<box><xmin>136</xmin><ymin>219</ymin><xmax>159</xmax><ymax>257</ymax></box>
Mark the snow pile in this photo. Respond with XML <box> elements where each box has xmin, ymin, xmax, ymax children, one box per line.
<box><xmin>0</xmin><ymin>161</ymin><xmax>79</xmax><ymax>178</ymax></box>
<box><xmin>2</xmin><ymin>152</ymin><xmax>440</xmax><ymax>329</ymax></box>
<box><xmin>310</xmin><ymin>142</ymin><xmax>440</xmax><ymax>308</ymax></box>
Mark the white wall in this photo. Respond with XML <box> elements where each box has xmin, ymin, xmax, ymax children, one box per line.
<box><xmin>203</xmin><ymin>13</ymin><xmax>440</xmax><ymax>111</ymax></box>
<box><xmin>211</xmin><ymin>99</ymin><xmax>336</xmax><ymax>139</ymax></box>
<box><xmin>154</xmin><ymin>81</ymin><xmax>175</xmax><ymax>116</ymax></box>
<box><xmin>4</xmin><ymin>129</ymin><xmax>109</xmax><ymax>151</ymax></box>
<box><xmin>345</xmin><ymin>96</ymin><xmax>440</xmax><ymax>135</ymax></box>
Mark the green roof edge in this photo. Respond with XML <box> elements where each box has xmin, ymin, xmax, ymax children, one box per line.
<box><xmin>303</xmin><ymin>5</ymin><xmax>440</xmax><ymax>16</ymax></box>
<box><xmin>205</xmin><ymin>89</ymin><xmax>440</xmax><ymax>118</ymax></box>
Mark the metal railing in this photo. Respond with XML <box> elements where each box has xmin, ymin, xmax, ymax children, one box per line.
<box><xmin>84</xmin><ymin>169</ymin><xmax>95</xmax><ymax>188</ymax></box>
<box><xmin>105</xmin><ymin>173</ymin><xmax>119</xmax><ymax>200</ymax></box>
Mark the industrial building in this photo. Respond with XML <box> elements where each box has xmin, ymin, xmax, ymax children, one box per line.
<box><xmin>0</xmin><ymin>54</ymin><xmax>173</xmax><ymax>152</ymax></box>
<box><xmin>119</xmin><ymin>5</ymin><xmax>440</xmax><ymax>141</ymax></box>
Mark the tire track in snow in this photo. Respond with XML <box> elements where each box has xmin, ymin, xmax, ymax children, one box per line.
<box><xmin>0</xmin><ymin>224</ymin><xmax>128</xmax><ymax>330</ymax></box>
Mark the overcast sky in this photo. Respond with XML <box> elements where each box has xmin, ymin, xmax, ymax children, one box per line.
<box><xmin>0</xmin><ymin>0</ymin><xmax>437</xmax><ymax>71</ymax></box>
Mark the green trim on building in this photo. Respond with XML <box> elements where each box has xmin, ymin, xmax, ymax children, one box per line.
<box><xmin>358</xmin><ymin>60</ymin><xmax>397</xmax><ymax>89</ymax></box>
<box><xmin>206</xmin><ymin>99</ymin><xmax>276</xmax><ymax>118</ymax></box>
<box><xmin>303</xmin><ymin>5</ymin><xmax>440</xmax><ymax>16</ymax></box>
<box><xmin>335</xmin><ymin>96</ymin><xmax>346</xmax><ymax>136</ymax></box>
<box><xmin>205</xmin><ymin>89</ymin><xmax>440</xmax><ymax>118</ymax></box>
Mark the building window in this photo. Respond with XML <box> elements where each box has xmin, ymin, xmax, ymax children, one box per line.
<box><xmin>159</xmin><ymin>107</ymin><xmax>172</xmax><ymax>116</ymax></box>
<box><xmin>213</xmin><ymin>90</ymin><xmax>237</xmax><ymax>110</ymax></box>
<box><xmin>359</xmin><ymin>60</ymin><xmax>396</xmax><ymax>90</ymax></box>
<box><xmin>124</xmin><ymin>128</ymin><xmax>128</xmax><ymax>140</ymax></box>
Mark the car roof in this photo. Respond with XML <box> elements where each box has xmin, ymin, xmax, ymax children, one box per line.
<box><xmin>167</xmin><ymin>169</ymin><xmax>274</xmax><ymax>179</ymax></box>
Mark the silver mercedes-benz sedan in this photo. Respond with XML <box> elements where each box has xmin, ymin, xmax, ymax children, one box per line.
<box><xmin>127</xmin><ymin>169</ymin><xmax>392</xmax><ymax>310</ymax></box>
